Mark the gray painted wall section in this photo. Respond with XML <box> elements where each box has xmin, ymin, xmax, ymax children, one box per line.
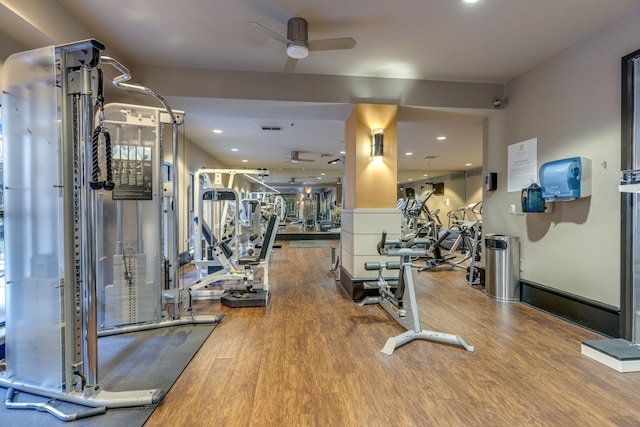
<box><xmin>484</xmin><ymin>7</ymin><xmax>640</xmax><ymax>307</ymax></box>
<box><xmin>134</xmin><ymin>65</ymin><xmax>504</xmax><ymax>110</ymax></box>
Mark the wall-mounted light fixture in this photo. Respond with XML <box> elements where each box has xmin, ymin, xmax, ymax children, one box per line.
<box><xmin>372</xmin><ymin>128</ymin><xmax>384</xmax><ymax>158</ymax></box>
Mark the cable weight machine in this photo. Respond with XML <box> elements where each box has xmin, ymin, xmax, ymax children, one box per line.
<box><xmin>0</xmin><ymin>40</ymin><xmax>220</xmax><ymax>421</ymax></box>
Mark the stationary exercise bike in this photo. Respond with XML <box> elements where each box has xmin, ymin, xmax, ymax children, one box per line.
<box><xmin>360</xmin><ymin>231</ymin><xmax>474</xmax><ymax>355</ymax></box>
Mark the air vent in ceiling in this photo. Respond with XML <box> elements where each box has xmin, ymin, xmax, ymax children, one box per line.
<box><xmin>261</xmin><ymin>126</ymin><xmax>282</xmax><ymax>131</ymax></box>
<box><xmin>424</xmin><ymin>155</ymin><xmax>440</xmax><ymax>159</ymax></box>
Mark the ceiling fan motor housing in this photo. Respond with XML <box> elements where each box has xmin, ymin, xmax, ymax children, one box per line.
<box><xmin>287</xmin><ymin>17</ymin><xmax>308</xmax><ymax>41</ymax></box>
<box><xmin>287</xmin><ymin>18</ymin><xmax>309</xmax><ymax>58</ymax></box>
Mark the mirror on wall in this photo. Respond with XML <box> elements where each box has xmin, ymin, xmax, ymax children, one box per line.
<box><xmin>398</xmin><ymin>168</ymin><xmax>483</xmax><ymax>229</ymax></box>
<box><xmin>276</xmin><ymin>186</ymin><xmax>341</xmax><ymax>234</ymax></box>
<box><xmin>213</xmin><ymin>104</ymin><xmax>486</xmax><ymax>237</ymax></box>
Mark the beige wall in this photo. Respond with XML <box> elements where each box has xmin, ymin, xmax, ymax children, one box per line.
<box><xmin>162</xmin><ymin>123</ymin><xmax>219</xmax><ymax>255</ymax></box>
<box><xmin>484</xmin><ymin>7</ymin><xmax>640</xmax><ymax>306</ymax></box>
<box><xmin>344</xmin><ymin>104</ymin><xmax>398</xmax><ymax>209</ymax></box>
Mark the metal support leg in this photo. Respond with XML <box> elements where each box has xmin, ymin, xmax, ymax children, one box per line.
<box><xmin>381</xmin><ymin>330</ymin><xmax>474</xmax><ymax>356</ymax></box>
<box><xmin>4</xmin><ymin>389</ymin><xmax>107</xmax><ymax>422</ymax></box>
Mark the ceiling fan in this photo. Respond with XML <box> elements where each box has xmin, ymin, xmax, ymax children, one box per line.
<box><xmin>248</xmin><ymin>17</ymin><xmax>356</xmax><ymax>72</ymax></box>
<box><xmin>288</xmin><ymin>151</ymin><xmax>314</xmax><ymax>163</ymax></box>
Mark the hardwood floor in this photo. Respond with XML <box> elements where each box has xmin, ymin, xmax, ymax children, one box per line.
<box><xmin>146</xmin><ymin>242</ymin><xmax>640</xmax><ymax>426</ymax></box>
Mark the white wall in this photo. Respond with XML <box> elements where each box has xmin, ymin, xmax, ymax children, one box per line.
<box><xmin>484</xmin><ymin>6</ymin><xmax>640</xmax><ymax>307</ymax></box>
<box><xmin>162</xmin><ymin>125</ymin><xmax>218</xmax><ymax>255</ymax></box>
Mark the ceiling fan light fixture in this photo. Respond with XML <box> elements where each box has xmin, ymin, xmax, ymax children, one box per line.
<box><xmin>287</xmin><ymin>41</ymin><xmax>309</xmax><ymax>59</ymax></box>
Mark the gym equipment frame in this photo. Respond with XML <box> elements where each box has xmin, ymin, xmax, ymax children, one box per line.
<box><xmin>361</xmin><ymin>232</ymin><xmax>474</xmax><ymax>355</ymax></box>
<box><xmin>191</xmin><ymin>186</ymin><xmax>279</xmax><ymax>306</ymax></box>
<box><xmin>0</xmin><ymin>40</ymin><xmax>220</xmax><ymax>421</ymax></box>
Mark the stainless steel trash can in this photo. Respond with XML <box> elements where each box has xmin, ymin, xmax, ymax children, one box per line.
<box><xmin>485</xmin><ymin>234</ymin><xmax>520</xmax><ymax>301</ymax></box>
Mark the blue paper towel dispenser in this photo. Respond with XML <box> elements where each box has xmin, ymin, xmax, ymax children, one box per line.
<box><xmin>539</xmin><ymin>157</ymin><xmax>591</xmax><ymax>200</ymax></box>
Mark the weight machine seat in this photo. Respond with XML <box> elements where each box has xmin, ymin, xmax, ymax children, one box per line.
<box><xmin>238</xmin><ymin>255</ymin><xmax>260</xmax><ymax>265</ymax></box>
<box><xmin>238</xmin><ymin>214</ymin><xmax>278</xmax><ymax>265</ymax></box>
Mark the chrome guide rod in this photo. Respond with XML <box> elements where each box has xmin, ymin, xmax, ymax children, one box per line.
<box><xmin>58</xmin><ymin>45</ymin><xmax>80</xmax><ymax>394</ymax></box>
<box><xmin>137</xmin><ymin>126</ymin><xmax>144</xmax><ymax>254</ymax></box>
<box><xmin>172</xmin><ymin>121</ymin><xmax>180</xmax><ymax>290</ymax></box>
<box><xmin>116</xmin><ymin>201</ymin><xmax>123</xmax><ymax>255</ymax></box>
<box><xmin>116</xmin><ymin>125</ymin><xmax>123</xmax><ymax>256</ymax></box>
<box><xmin>80</xmin><ymin>64</ymin><xmax>99</xmax><ymax>391</ymax></box>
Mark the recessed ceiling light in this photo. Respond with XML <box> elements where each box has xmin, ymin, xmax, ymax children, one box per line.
<box><xmin>231</xmin><ymin>148</ymin><xmax>238</xmax><ymax>152</ymax></box>
<box><xmin>437</xmin><ymin>136</ymin><xmax>446</xmax><ymax>141</ymax></box>
<box><xmin>321</xmin><ymin>173</ymin><xmax>325</xmax><ymax>176</ymax></box>
<box><xmin>423</xmin><ymin>174</ymin><xmax>429</xmax><ymax>177</ymax></box>
<box><xmin>213</xmin><ymin>129</ymin><xmax>223</xmax><ymax>134</ymax></box>
<box><xmin>405</xmin><ymin>152</ymin><xmax>413</xmax><ymax>156</ymax></box>
<box><xmin>340</xmin><ymin>151</ymin><xmax>345</xmax><ymax>154</ymax></box>
<box><xmin>463</xmin><ymin>0</ymin><xmax>479</xmax><ymax>3</ymax></box>
<box><xmin>465</xmin><ymin>163</ymin><xmax>472</xmax><ymax>166</ymax></box>
<box><xmin>242</xmin><ymin>159</ymin><xmax>248</xmax><ymax>163</ymax></box>
<box><xmin>408</xmin><ymin>178</ymin><xmax>413</xmax><ymax>181</ymax></box>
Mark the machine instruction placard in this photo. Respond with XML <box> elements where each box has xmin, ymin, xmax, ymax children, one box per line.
<box><xmin>112</xmin><ymin>144</ymin><xmax>153</xmax><ymax>200</ymax></box>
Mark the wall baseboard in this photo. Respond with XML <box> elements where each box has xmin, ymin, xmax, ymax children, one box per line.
<box><xmin>520</xmin><ymin>280</ymin><xmax>620</xmax><ymax>338</ymax></box>
<box><xmin>276</xmin><ymin>233</ymin><xmax>340</xmax><ymax>241</ymax></box>
<box><xmin>339</xmin><ymin>271</ymin><xmax>619</xmax><ymax>337</ymax></box>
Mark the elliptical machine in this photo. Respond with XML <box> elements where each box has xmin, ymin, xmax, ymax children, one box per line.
<box><xmin>360</xmin><ymin>231</ymin><xmax>474</xmax><ymax>355</ymax></box>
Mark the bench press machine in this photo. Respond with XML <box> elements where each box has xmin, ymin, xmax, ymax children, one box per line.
<box><xmin>190</xmin><ymin>188</ymin><xmax>279</xmax><ymax>306</ymax></box>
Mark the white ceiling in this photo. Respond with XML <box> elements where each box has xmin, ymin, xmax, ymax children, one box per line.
<box><xmin>2</xmin><ymin>0</ymin><xmax>639</xmax><ymax>189</ymax></box>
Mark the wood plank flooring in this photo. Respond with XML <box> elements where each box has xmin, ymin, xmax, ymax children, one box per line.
<box><xmin>145</xmin><ymin>242</ymin><xmax>640</xmax><ymax>426</ymax></box>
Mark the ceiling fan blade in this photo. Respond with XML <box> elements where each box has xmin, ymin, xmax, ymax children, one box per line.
<box><xmin>284</xmin><ymin>56</ymin><xmax>298</xmax><ymax>73</ymax></box>
<box><xmin>298</xmin><ymin>158</ymin><xmax>315</xmax><ymax>162</ymax></box>
<box><xmin>308</xmin><ymin>37</ymin><xmax>356</xmax><ymax>51</ymax></box>
<box><xmin>248</xmin><ymin>21</ymin><xmax>289</xmax><ymax>45</ymax></box>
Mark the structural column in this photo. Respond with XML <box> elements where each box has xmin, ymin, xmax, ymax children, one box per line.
<box><xmin>340</xmin><ymin>103</ymin><xmax>401</xmax><ymax>300</ymax></box>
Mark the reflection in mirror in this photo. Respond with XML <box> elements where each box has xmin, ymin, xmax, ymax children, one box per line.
<box><xmin>277</xmin><ymin>187</ymin><xmax>341</xmax><ymax>235</ymax></box>
<box><xmin>398</xmin><ymin>168</ymin><xmax>483</xmax><ymax>229</ymax></box>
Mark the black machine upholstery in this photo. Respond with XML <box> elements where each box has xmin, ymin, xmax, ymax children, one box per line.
<box><xmin>239</xmin><ymin>214</ymin><xmax>278</xmax><ymax>265</ymax></box>
<box><xmin>194</xmin><ymin>216</ymin><xmax>234</xmax><ymax>260</ymax></box>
